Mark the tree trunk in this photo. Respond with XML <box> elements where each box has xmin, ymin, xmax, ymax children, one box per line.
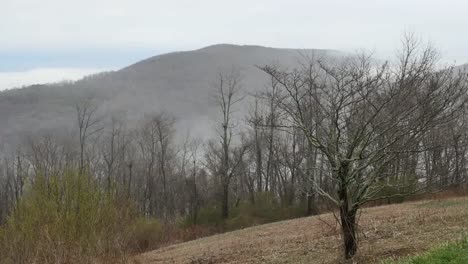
<box><xmin>306</xmin><ymin>191</ymin><xmax>317</xmax><ymax>216</ymax></box>
<box><xmin>305</xmin><ymin>142</ymin><xmax>318</xmax><ymax>216</ymax></box>
<box><xmin>337</xmin><ymin>161</ymin><xmax>358</xmax><ymax>259</ymax></box>
<box><xmin>221</xmin><ymin>184</ymin><xmax>229</xmax><ymax>219</ymax></box>
<box><xmin>193</xmin><ymin>180</ymin><xmax>199</xmax><ymax>224</ymax></box>
<box><xmin>255</xmin><ymin>123</ymin><xmax>263</xmax><ymax>193</ymax></box>
<box><xmin>340</xmin><ymin>207</ymin><xmax>358</xmax><ymax>259</ymax></box>
<box><xmin>127</xmin><ymin>162</ymin><xmax>133</xmax><ymax>198</ymax></box>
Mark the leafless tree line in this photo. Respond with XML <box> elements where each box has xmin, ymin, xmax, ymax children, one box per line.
<box><xmin>0</xmin><ymin>34</ymin><xmax>467</xmax><ymax>259</ymax></box>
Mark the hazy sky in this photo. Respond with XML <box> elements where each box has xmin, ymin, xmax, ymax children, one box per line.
<box><xmin>1</xmin><ymin>0</ymin><xmax>468</xmax><ymax>90</ymax></box>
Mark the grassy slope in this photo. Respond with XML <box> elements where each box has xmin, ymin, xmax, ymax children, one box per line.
<box><xmin>135</xmin><ymin>197</ymin><xmax>468</xmax><ymax>264</ymax></box>
<box><xmin>385</xmin><ymin>239</ymin><xmax>468</xmax><ymax>264</ymax></box>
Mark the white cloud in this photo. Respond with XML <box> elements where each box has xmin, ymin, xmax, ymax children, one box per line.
<box><xmin>0</xmin><ymin>68</ymin><xmax>109</xmax><ymax>91</ymax></box>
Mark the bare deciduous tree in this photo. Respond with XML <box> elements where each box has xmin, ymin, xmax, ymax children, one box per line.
<box><xmin>75</xmin><ymin>98</ymin><xmax>102</xmax><ymax>175</ymax></box>
<box><xmin>212</xmin><ymin>68</ymin><xmax>246</xmax><ymax>219</ymax></box>
<box><xmin>260</xmin><ymin>35</ymin><xmax>468</xmax><ymax>258</ymax></box>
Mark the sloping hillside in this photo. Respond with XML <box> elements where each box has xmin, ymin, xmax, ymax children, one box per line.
<box><xmin>135</xmin><ymin>197</ymin><xmax>468</xmax><ymax>264</ymax></box>
<box><xmin>0</xmin><ymin>45</ymin><xmax>340</xmax><ymax>151</ymax></box>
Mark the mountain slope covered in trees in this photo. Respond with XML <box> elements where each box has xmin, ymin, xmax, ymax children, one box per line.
<box><xmin>0</xmin><ymin>45</ymin><xmax>340</xmax><ymax>151</ymax></box>
<box><xmin>1</xmin><ymin>38</ymin><xmax>468</xmax><ymax>263</ymax></box>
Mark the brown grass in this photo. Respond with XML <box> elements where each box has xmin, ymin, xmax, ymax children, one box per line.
<box><xmin>134</xmin><ymin>197</ymin><xmax>468</xmax><ymax>264</ymax></box>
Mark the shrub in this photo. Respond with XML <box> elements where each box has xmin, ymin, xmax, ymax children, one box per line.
<box><xmin>0</xmin><ymin>170</ymin><xmax>137</xmax><ymax>264</ymax></box>
<box><xmin>372</xmin><ymin>177</ymin><xmax>419</xmax><ymax>204</ymax></box>
<box><xmin>185</xmin><ymin>192</ymin><xmax>304</xmax><ymax>231</ymax></box>
<box><xmin>129</xmin><ymin>217</ymin><xmax>163</xmax><ymax>252</ymax></box>
<box><xmin>227</xmin><ymin>192</ymin><xmax>303</xmax><ymax>230</ymax></box>
<box><xmin>187</xmin><ymin>204</ymin><xmax>224</xmax><ymax>226</ymax></box>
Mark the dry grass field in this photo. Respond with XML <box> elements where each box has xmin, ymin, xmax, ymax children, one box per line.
<box><xmin>134</xmin><ymin>197</ymin><xmax>468</xmax><ymax>264</ymax></box>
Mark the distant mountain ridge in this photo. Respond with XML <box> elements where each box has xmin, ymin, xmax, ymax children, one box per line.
<box><xmin>0</xmin><ymin>45</ymin><xmax>351</xmax><ymax>151</ymax></box>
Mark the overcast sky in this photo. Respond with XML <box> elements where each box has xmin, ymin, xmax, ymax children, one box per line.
<box><xmin>1</xmin><ymin>0</ymin><xmax>468</xmax><ymax>90</ymax></box>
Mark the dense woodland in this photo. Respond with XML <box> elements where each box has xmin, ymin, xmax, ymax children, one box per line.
<box><xmin>1</xmin><ymin>35</ymin><xmax>468</xmax><ymax>262</ymax></box>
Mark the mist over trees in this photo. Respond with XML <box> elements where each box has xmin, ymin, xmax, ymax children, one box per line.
<box><xmin>0</xmin><ymin>45</ymin><xmax>342</xmax><ymax>154</ymax></box>
<box><xmin>0</xmin><ymin>37</ymin><xmax>468</xmax><ymax>260</ymax></box>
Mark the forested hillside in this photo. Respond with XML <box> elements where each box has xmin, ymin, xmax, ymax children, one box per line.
<box><xmin>0</xmin><ymin>45</ymin><xmax>340</xmax><ymax>150</ymax></box>
<box><xmin>1</xmin><ymin>36</ymin><xmax>468</xmax><ymax>263</ymax></box>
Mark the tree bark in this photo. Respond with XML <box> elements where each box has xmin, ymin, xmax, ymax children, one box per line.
<box><xmin>340</xmin><ymin>207</ymin><xmax>358</xmax><ymax>259</ymax></box>
<box><xmin>337</xmin><ymin>162</ymin><xmax>358</xmax><ymax>259</ymax></box>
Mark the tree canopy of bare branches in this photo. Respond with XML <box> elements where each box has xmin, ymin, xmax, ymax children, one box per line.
<box><xmin>260</xmin><ymin>35</ymin><xmax>468</xmax><ymax>258</ymax></box>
